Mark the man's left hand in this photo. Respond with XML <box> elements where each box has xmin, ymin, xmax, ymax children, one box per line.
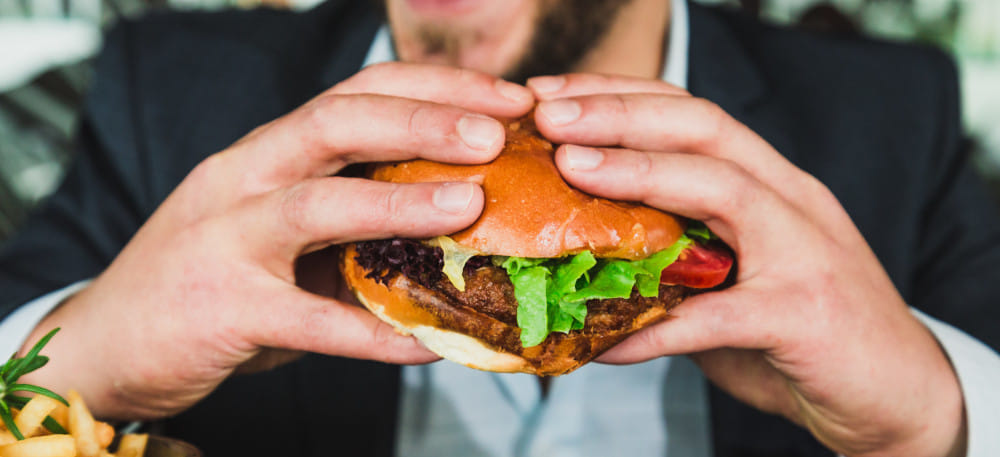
<box><xmin>527</xmin><ymin>73</ymin><xmax>966</xmax><ymax>457</ymax></box>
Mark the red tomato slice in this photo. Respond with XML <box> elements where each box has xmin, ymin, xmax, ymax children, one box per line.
<box><xmin>661</xmin><ymin>242</ymin><xmax>734</xmax><ymax>289</ymax></box>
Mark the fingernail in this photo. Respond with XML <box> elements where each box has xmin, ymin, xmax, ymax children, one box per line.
<box><xmin>538</xmin><ymin>99</ymin><xmax>581</xmax><ymax>126</ymax></box>
<box><xmin>527</xmin><ymin>75</ymin><xmax>566</xmax><ymax>96</ymax></box>
<box><xmin>495</xmin><ymin>79</ymin><xmax>533</xmax><ymax>104</ymax></box>
<box><xmin>564</xmin><ymin>144</ymin><xmax>604</xmax><ymax>171</ymax></box>
<box><xmin>433</xmin><ymin>182</ymin><xmax>476</xmax><ymax>214</ymax></box>
<box><xmin>457</xmin><ymin>114</ymin><xmax>503</xmax><ymax>151</ymax></box>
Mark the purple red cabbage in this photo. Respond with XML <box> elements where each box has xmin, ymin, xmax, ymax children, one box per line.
<box><xmin>353</xmin><ymin>239</ymin><xmax>491</xmax><ymax>289</ymax></box>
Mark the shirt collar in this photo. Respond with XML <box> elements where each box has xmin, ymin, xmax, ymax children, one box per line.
<box><xmin>362</xmin><ymin>0</ymin><xmax>690</xmax><ymax>89</ymax></box>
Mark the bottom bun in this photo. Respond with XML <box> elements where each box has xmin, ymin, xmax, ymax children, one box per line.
<box><xmin>355</xmin><ymin>285</ymin><xmax>533</xmax><ymax>373</ymax></box>
<box><xmin>340</xmin><ymin>244</ymin><xmax>686</xmax><ymax>376</ymax></box>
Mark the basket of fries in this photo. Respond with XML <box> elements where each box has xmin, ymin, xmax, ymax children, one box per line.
<box><xmin>0</xmin><ymin>329</ymin><xmax>200</xmax><ymax>457</ymax></box>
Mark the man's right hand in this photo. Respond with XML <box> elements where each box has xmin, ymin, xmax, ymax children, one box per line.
<box><xmin>19</xmin><ymin>63</ymin><xmax>534</xmax><ymax>420</ymax></box>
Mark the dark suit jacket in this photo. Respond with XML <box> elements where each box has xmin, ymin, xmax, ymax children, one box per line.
<box><xmin>2</xmin><ymin>1</ymin><xmax>999</xmax><ymax>456</ymax></box>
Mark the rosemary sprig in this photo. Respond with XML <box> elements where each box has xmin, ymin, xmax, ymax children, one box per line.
<box><xmin>0</xmin><ymin>328</ymin><xmax>69</xmax><ymax>439</ymax></box>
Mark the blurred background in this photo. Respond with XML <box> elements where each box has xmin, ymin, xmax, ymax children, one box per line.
<box><xmin>0</xmin><ymin>0</ymin><xmax>998</xmax><ymax>240</ymax></box>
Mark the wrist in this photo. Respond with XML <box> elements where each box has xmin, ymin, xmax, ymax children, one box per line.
<box><xmin>17</xmin><ymin>286</ymin><xmax>123</xmax><ymax>419</ymax></box>
<box><xmin>859</xmin><ymin>353</ymin><xmax>967</xmax><ymax>457</ymax></box>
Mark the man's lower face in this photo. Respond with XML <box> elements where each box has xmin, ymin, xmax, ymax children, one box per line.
<box><xmin>382</xmin><ymin>0</ymin><xmax>634</xmax><ymax>83</ymax></box>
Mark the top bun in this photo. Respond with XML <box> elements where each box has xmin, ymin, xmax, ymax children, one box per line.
<box><xmin>371</xmin><ymin>114</ymin><xmax>684</xmax><ymax>259</ymax></box>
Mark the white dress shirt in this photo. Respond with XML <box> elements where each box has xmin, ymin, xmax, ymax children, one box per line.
<box><xmin>2</xmin><ymin>0</ymin><xmax>998</xmax><ymax>455</ymax></box>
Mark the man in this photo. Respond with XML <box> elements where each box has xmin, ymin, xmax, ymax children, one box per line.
<box><xmin>1</xmin><ymin>0</ymin><xmax>998</xmax><ymax>456</ymax></box>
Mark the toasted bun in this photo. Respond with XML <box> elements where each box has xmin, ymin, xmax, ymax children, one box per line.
<box><xmin>371</xmin><ymin>116</ymin><xmax>684</xmax><ymax>259</ymax></box>
<box><xmin>341</xmin><ymin>244</ymin><xmax>682</xmax><ymax>376</ymax></box>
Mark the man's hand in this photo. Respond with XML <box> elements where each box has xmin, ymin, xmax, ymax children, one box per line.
<box><xmin>20</xmin><ymin>63</ymin><xmax>534</xmax><ymax>420</ymax></box>
<box><xmin>528</xmin><ymin>73</ymin><xmax>966</xmax><ymax>457</ymax></box>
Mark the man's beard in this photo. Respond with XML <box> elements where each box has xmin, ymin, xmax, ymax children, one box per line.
<box><xmin>504</xmin><ymin>0</ymin><xmax>633</xmax><ymax>83</ymax></box>
<box><xmin>384</xmin><ymin>0</ymin><xmax>634</xmax><ymax>84</ymax></box>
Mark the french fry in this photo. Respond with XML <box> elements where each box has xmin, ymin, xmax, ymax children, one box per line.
<box><xmin>95</xmin><ymin>421</ymin><xmax>114</xmax><ymax>449</ymax></box>
<box><xmin>0</xmin><ymin>429</ymin><xmax>17</xmax><ymax>445</ymax></box>
<box><xmin>48</xmin><ymin>403</ymin><xmax>69</xmax><ymax>431</ymax></box>
<box><xmin>14</xmin><ymin>395</ymin><xmax>60</xmax><ymax>439</ymax></box>
<box><xmin>67</xmin><ymin>390</ymin><xmax>100</xmax><ymax>457</ymax></box>
<box><xmin>0</xmin><ymin>434</ymin><xmax>76</xmax><ymax>457</ymax></box>
<box><xmin>115</xmin><ymin>433</ymin><xmax>147</xmax><ymax>457</ymax></box>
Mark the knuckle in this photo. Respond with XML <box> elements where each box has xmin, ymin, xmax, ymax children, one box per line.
<box><xmin>362</xmin><ymin>61</ymin><xmax>396</xmax><ymax>76</ymax></box>
<box><xmin>632</xmin><ymin>151</ymin><xmax>657</xmax><ymax>196</ymax></box>
<box><xmin>607</xmin><ymin>93</ymin><xmax>633</xmax><ymax>144</ymax></box>
<box><xmin>303</xmin><ymin>95</ymin><xmax>357</xmax><ymax>164</ymax></box>
<box><xmin>583</xmin><ymin>72</ymin><xmax>611</xmax><ymax>87</ymax></box>
<box><xmin>369</xmin><ymin>321</ymin><xmax>398</xmax><ymax>351</ymax></box>
<box><xmin>376</xmin><ymin>184</ymin><xmax>408</xmax><ymax>224</ymax></box>
<box><xmin>303</xmin><ymin>95</ymin><xmax>339</xmax><ymax>143</ymax></box>
<box><xmin>691</xmin><ymin>98</ymin><xmax>730</xmax><ymax>147</ymax></box>
<box><xmin>345</xmin><ymin>61</ymin><xmax>399</xmax><ymax>90</ymax></box>
<box><xmin>715</xmin><ymin>161</ymin><xmax>759</xmax><ymax>215</ymax></box>
<box><xmin>369</xmin><ymin>61</ymin><xmax>406</xmax><ymax>81</ymax></box>
<box><xmin>452</xmin><ymin>66</ymin><xmax>496</xmax><ymax>89</ymax></box>
<box><xmin>299</xmin><ymin>303</ymin><xmax>336</xmax><ymax>342</ymax></box>
<box><xmin>802</xmin><ymin>173</ymin><xmax>839</xmax><ymax>208</ymax></box>
<box><xmin>610</xmin><ymin>93</ymin><xmax>631</xmax><ymax>117</ymax></box>
<box><xmin>633</xmin><ymin>326</ymin><xmax>668</xmax><ymax>354</ymax></box>
<box><xmin>281</xmin><ymin>182</ymin><xmax>321</xmax><ymax>235</ymax></box>
<box><xmin>187</xmin><ymin>152</ymin><xmax>225</xmax><ymax>187</ymax></box>
<box><xmin>406</xmin><ymin>103</ymin><xmax>436</xmax><ymax>142</ymax></box>
<box><xmin>559</xmin><ymin>72</ymin><xmax>583</xmax><ymax>86</ymax></box>
<box><xmin>455</xmin><ymin>66</ymin><xmax>481</xmax><ymax>84</ymax></box>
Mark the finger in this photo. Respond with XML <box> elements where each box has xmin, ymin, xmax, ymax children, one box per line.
<box><xmin>595</xmin><ymin>287</ymin><xmax>777</xmax><ymax>363</ymax></box>
<box><xmin>535</xmin><ymin>94</ymin><xmax>850</xmax><ymax>232</ymax></box>
<box><xmin>554</xmin><ymin>144</ymin><xmax>799</xmax><ymax>263</ymax></box>
<box><xmin>244</xmin><ymin>178</ymin><xmax>484</xmax><ymax>259</ymax></box>
<box><xmin>246</xmin><ymin>285</ymin><xmax>440</xmax><ymax>365</ymax></box>
<box><xmin>526</xmin><ymin>73</ymin><xmax>688</xmax><ymax>100</ymax></box>
<box><xmin>535</xmin><ymin>94</ymin><xmax>792</xmax><ymax>184</ymax></box>
<box><xmin>224</xmin><ymin>94</ymin><xmax>506</xmax><ymax>194</ymax></box>
<box><xmin>332</xmin><ymin>62</ymin><xmax>534</xmax><ymax>117</ymax></box>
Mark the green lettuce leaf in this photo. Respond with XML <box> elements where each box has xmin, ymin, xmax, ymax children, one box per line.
<box><xmin>501</xmin><ymin>252</ymin><xmax>596</xmax><ymax>346</ymax></box>
<box><xmin>439</xmin><ymin>223</ymin><xmax>714</xmax><ymax>347</ymax></box>
<box><xmin>685</xmin><ymin>221</ymin><xmax>716</xmax><ymax>241</ymax></box>
<box><xmin>508</xmin><ymin>265</ymin><xmax>550</xmax><ymax>347</ymax></box>
<box><xmin>500</xmin><ymin>256</ymin><xmax>548</xmax><ymax>275</ymax></box>
<box><xmin>549</xmin><ymin>251</ymin><xmax>596</xmax><ymax>333</ymax></box>
<box><xmin>498</xmin><ymin>236</ymin><xmax>695</xmax><ymax>347</ymax></box>
<box><xmin>635</xmin><ymin>235</ymin><xmax>694</xmax><ymax>296</ymax></box>
<box><xmin>563</xmin><ymin>260</ymin><xmax>648</xmax><ymax>303</ymax></box>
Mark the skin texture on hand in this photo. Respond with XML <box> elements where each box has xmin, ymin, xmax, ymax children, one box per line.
<box><xmin>18</xmin><ymin>62</ymin><xmax>534</xmax><ymax>420</ymax></box>
<box><xmin>527</xmin><ymin>73</ymin><xmax>967</xmax><ymax>457</ymax></box>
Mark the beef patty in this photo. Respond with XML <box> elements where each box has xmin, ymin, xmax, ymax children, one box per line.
<box><xmin>353</xmin><ymin>239</ymin><xmax>688</xmax><ymax>374</ymax></box>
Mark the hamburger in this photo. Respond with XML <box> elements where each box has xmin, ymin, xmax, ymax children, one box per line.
<box><xmin>340</xmin><ymin>114</ymin><xmax>733</xmax><ymax>376</ymax></box>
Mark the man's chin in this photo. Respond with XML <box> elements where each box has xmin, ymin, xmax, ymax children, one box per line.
<box><xmin>385</xmin><ymin>0</ymin><xmax>634</xmax><ymax>83</ymax></box>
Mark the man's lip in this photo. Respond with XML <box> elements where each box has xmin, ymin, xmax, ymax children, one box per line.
<box><xmin>404</xmin><ymin>0</ymin><xmax>480</xmax><ymax>16</ymax></box>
